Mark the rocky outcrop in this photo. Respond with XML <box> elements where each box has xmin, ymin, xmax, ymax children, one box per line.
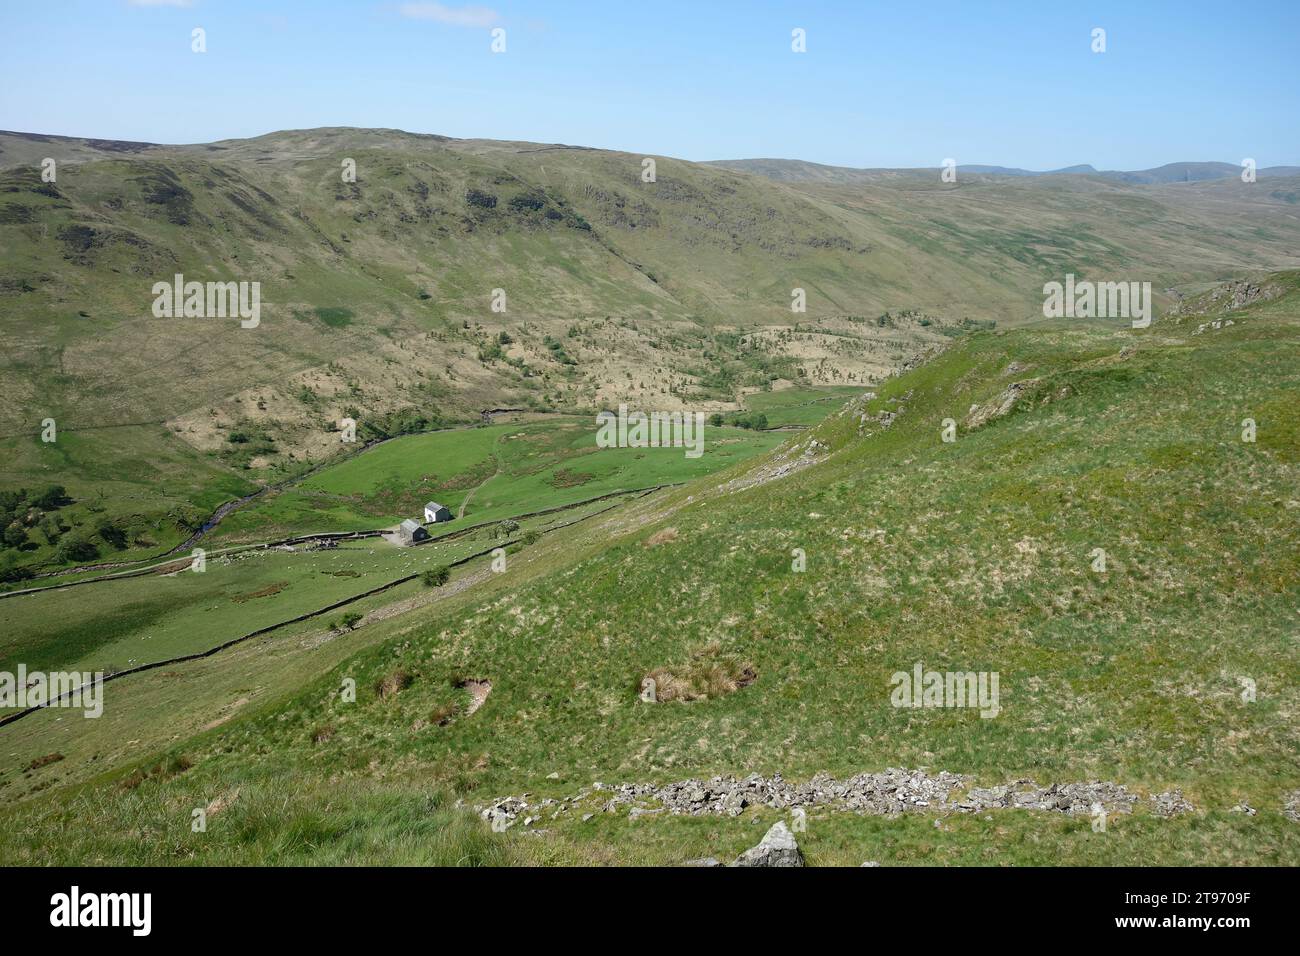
<box><xmin>965</xmin><ymin>378</ymin><xmax>1040</xmax><ymax>430</ymax></box>
<box><xmin>719</xmin><ymin>438</ymin><xmax>828</xmax><ymax>493</ymax></box>
<box><xmin>731</xmin><ymin>821</ymin><xmax>803</xmax><ymax>867</ymax></box>
<box><xmin>1170</xmin><ymin>278</ymin><xmax>1280</xmax><ymax>317</ymax></box>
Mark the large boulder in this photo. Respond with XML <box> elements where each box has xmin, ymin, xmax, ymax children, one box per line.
<box><xmin>730</xmin><ymin>821</ymin><xmax>804</xmax><ymax>867</ymax></box>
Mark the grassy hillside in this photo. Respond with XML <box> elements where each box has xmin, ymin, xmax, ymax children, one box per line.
<box><xmin>3</xmin><ymin>128</ymin><xmax>1299</xmax><ymax>582</ymax></box>
<box><xmin>0</xmin><ymin>415</ymin><xmax>788</xmax><ymax>681</ymax></box>
<box><xmin>198</xmin><ymin>418</ymin><xmax>783</xmax><ymax>544</ymax></box>
<box><xmin>3</xmin><ymin>273</ymin><xmax>1295</xmax><ymax>865</ymax></box>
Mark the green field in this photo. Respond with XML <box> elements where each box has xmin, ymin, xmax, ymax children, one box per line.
<box><xmin>742</xmin><ymin>385</ymin><xmax>866</xmax><ymax>426</ymax></box>
<box><xmin>4</xmin><ymin>540</ymin><xmax>440</xmax><ymax>676</ymax></box>
<box><xmin>0</xmin><ymin>491</ymin><xmax>635</xmax><ymax>683</ymax></box>
<box><xmin>207</xmin><ymin>419</ymin><xmax>784</xmax><ymax>543</ymax></box>
<box><xmin>0</xmin><ymin>414</ymin><xmax>790</xmax><ymax>712</ymax></box>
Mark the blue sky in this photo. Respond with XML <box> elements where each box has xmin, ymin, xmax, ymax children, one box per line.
<box><xmin>1</xmin><ymin>0</ymin><xmax>1296</xmax><ymax>169</ymax></box>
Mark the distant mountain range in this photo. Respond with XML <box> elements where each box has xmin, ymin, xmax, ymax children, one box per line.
<box><xmin>707</xmin><ymin>158</ymin><xmax>1300</xmax><ymax>184</ymax></box>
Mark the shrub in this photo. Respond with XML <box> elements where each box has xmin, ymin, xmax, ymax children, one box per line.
<box><xmin>508</xmin><ymin>191</ymin><xmax>546</xmax><ymax>213</ymax></box>
<box><xmin>332</xmin><ymin>611</ymin><xmax>363</xmax><ymax>632</ymax></box>
<box><xmin>96</xmin><ymin>517</ymin><xmax>128</xmax><ymax>550</ymax></box>
<box><xmin>30</xmin><ymin>484</ymin><xmax>70</xmax><ymax>510</ymax></box>
<box><xmin>0</xmin><ymin>552</ymin><xmax>33</xmax><ymax>583</ymax></box>
<box><xmin>37</xmin><ymin>515</ymin><xmax>63</xmax><ymax>545</ymax></box>
<box><xmin>56</xmin><ymin>532</ymin><xmax>98</xmax><ymax>562</ymax></box>
<box><xmin>422</xmin><ymin>566</ymin><xmax>451</xmax><ymax>587</ymax></box>
<box><xmin>2</xmin><ymin>523</ymin><xmax>28</xmax><ymax>549</ymax></box>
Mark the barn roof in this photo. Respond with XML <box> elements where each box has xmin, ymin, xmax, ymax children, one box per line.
<box><xmin>398</xmin><ymin>518</ymin><xmax>422</xmax><ymax>533</ymax></box>
<box><xmin>424</xmin><ymin>501</ymin><xmax>447</xmax><ymax>511</ymax></box>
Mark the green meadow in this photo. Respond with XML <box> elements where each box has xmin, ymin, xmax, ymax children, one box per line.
<box><xmin>207</xmin><ymin>419</ymin><xmax>784</xmax><ymax>543</ymax></box>
<box><xmin>742</xmin><ymin>385</ymin><xmax>865</xmax><ymax>426</ymax></box>
<box><xmin>0</xmin><ymin>492</ymin><xmax>631</xmax><ymax>682</ymax></box>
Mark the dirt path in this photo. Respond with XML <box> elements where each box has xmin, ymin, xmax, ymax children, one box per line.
<box><xmin>458</xmin><ymin>435</ymin><xmax>503</xmax><ymax>519</ymax></box>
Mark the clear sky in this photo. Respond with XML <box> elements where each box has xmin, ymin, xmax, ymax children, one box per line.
<box><xmin>2</xmin><ymin>0</ymin><xmax>1296</xmax><ymax>170</ymax></box>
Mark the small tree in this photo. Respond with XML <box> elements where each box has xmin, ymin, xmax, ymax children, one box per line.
<box><xmin>96</xmin><ymin>516</ymin><xmax>128</xmax><ymax>550</ymax></box>
<box><xmin>30</xmin><ymin>484</ymin><xmax>69</xmax><ymax>510</ymax></box>
<box><xmin>0</xmin><ymin>552</ymin><xmax>33</xmax><ymax>583</ymax></box>
<box><xmin>421</xmin><ymin>566</ymin><xmax>451</xmax><ymax>588</ymax></box>
<box><xmin>55</xmin><ymin>533</ymin><xmax>98</xmax><ymax>563</ymax></box>
<box><xmin>37</xmin><ymin>515</ymin><xmax>63</xmax><ymax>545</ymax></box>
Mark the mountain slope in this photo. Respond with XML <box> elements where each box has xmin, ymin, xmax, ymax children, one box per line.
<box><xmin>3</xmin><ymin>127</ymin><xmax>1300</xmax><ymax>582</ymax></box>
<box><xmin>4</xmin><ymin>272</ymin><xmax>1296</xmax><ymax>865</ymax></box>
<box><xmin>709</xmin><ymin>156</ymin><xmax>1300</xmax><ymax>182</ymax></box>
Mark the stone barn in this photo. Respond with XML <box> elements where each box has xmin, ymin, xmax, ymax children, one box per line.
<box><xmin>398</xmin><ymin>518</ymin><xmax>429</xmax><ymax>545</ymax></box>
<box><xmin>424</xmin><ymin>501</ymin><xmax>452</xmax><ymax>523</ymax></box>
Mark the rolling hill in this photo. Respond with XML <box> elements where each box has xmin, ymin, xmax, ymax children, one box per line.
<box><xmin>2</xmin><ymin>126</ymin><xmax>1299</xmax><ymax>585</ymax></box>
<box><xmin>1</xmin><ymin>271</ymin><xmax>1295</xmax><ymax>865</ymax></box>
<box><xmin>710</xmin><ymin>156</ymin><xmax>1300</xmax><ymax>182</ymax></box>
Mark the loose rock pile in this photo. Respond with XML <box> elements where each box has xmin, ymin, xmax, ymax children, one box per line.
<box><xmin>1150</xmin><ymin>789</ymin><xmax>1195</xmax><ymax>818</ymax></box>
<box><xmin>646</xmin><ymin>769</ymin><xmax>967</xmax><ymax>816</ymax></box>
<box><xmin>478</xmin><ymin>768</ymin><xmax>1196</xmax><ymax>830</ymax></box>
<box><xmin>1191</xmin><ymin>318</ymin><xmax>1235</xmax><ymax>336</ymax></box>
<box><xmin>962</xmin><ymin>780</ymin><xmax>1138</xmax><ymax>815</ymax></box>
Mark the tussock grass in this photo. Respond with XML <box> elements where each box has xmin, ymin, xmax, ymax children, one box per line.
<box><xmin>374</xmin><ymin>668</ymin><xmax>414</xmax><ymax>701</ymax></box>
<box><xmin>644</xmin><ymin>643</ymin><xmax>757</xmax><ymax>702</ymax></box>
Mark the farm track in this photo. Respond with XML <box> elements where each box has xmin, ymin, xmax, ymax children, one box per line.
<box><xmin>458</xmin><ymin>434</ymin><xmax>504</xmax><ymax>519</ymax></box>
